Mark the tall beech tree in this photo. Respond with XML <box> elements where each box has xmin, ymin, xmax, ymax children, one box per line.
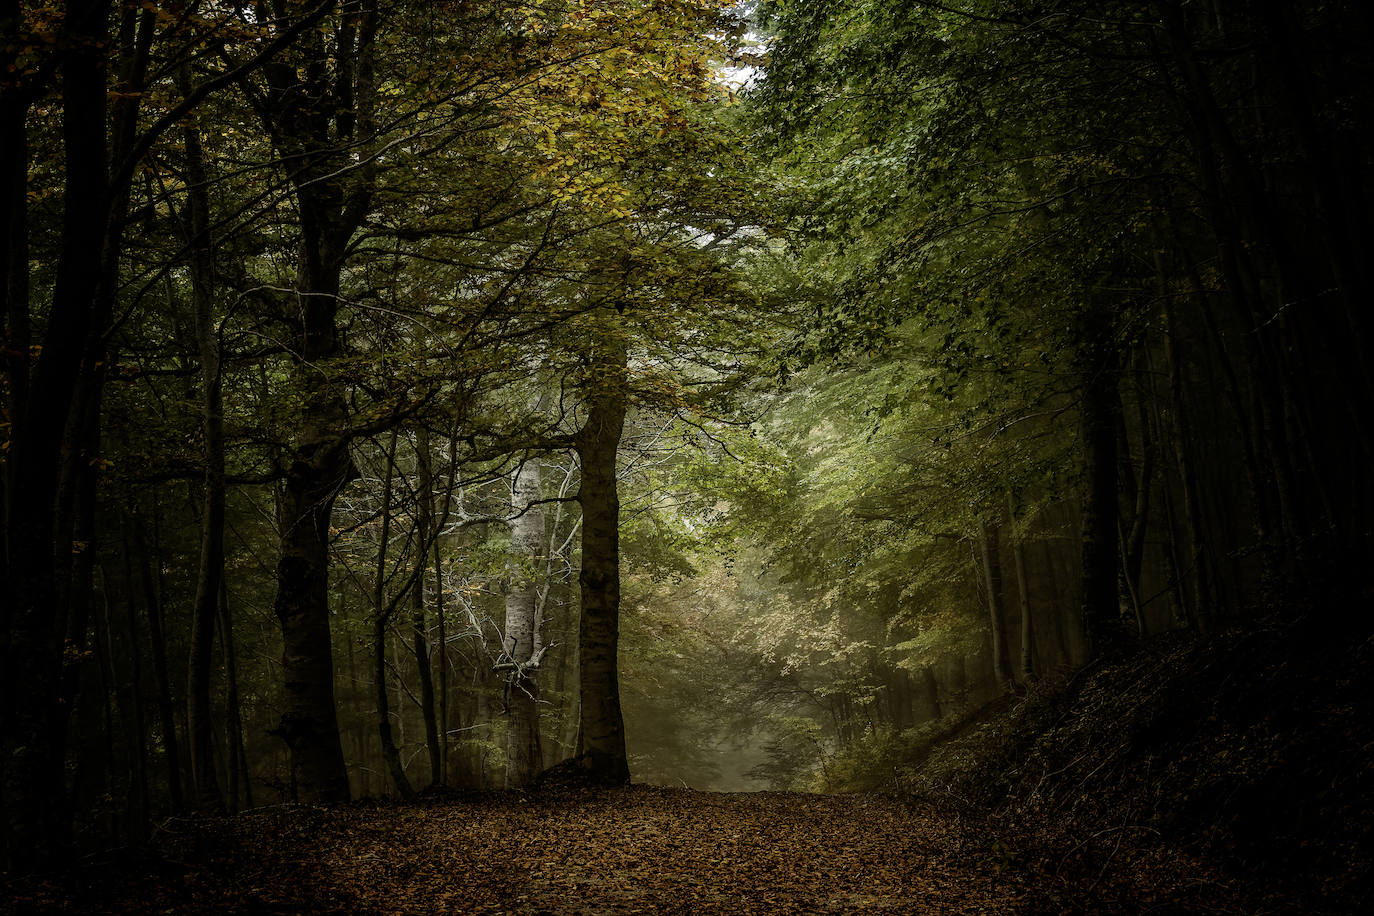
<box><xmin>410</xmin><ymin>430</ymin><xmax>445</xmax><ymax>788</ymax></box>
<box><xmin>573</xmin><ymin>333</ymin><xmax>631</xmax><ymax>784</ymax></box>
<box><xmin>178</xmin><ymin>67</ymin><xmax>228</xmax><ymax>815</ymax></box>
<box><xmin>246</xmin><ymin>0</ymin><xmax>379</xmax><ymax>802</ymax></box>
<box><xmin>978</xmin><ymin>518</ymin><xmax>1014</xmax><ymax>694</ymax></box>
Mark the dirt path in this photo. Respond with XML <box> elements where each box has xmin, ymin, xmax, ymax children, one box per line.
<box><xmin>3</xmin><ymin>787</ymin><xmax>1253</xmax><ymax>914</ymax></box>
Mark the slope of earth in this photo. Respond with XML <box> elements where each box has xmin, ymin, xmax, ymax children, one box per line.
<box><xmin>2</xmin><ymin>786</ymin><xmax>1260</xmax><ymax>915</ymax></box>
<box><xmin>896</xmin><ymin>614</ymin><xmax>1374</xmax><ymax>915</ymax></box>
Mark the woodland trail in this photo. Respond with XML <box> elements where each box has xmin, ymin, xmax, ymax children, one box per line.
<box><xmin>4</xmin><ymin>786</ymin><xmax>1255</xmax><ymax>914</ymax></box>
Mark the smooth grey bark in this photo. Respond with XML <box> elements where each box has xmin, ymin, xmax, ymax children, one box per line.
<box><xmin>433</xmin><ymin>530</ymin><xmax>449</xmax><ymax>787</ymax></box>
<box><xmin>502</xmin><ymin>457</ymin><xmax>546</xmax><ymax>787</ymax></box>
<box><xmin>561</xmin><ymin>615</ymin><xmax>581</xmax><ymax>765</ymax></box>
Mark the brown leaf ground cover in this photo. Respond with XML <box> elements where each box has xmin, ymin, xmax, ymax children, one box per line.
<box><xmin>3</xmin><ymin>785</ymin><xmax>1263</xmax><ymax>914</ymax></box>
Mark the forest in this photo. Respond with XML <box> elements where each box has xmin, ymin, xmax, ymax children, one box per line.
<box><xmin>1</xmin><ymin>0</ymin><xmax>1371</xmax><ymax>912</ymax></box>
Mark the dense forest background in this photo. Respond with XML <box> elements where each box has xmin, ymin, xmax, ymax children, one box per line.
<box><xmin>2</xmin><ymin>0</ymin><xmax>1371</xmax><ymax>893</ymax></box>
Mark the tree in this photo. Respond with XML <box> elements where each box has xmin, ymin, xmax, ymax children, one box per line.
<box><xmin>572</xmin><ymin>332</ymin><xmax>631</xmax><ymax>783</ymax></box>
<box><xmin>245</xmin><ymin>0</ymin><xmax>381</xmax><ymax>803</ymax></box>
<box><xmin>501</xmin><ymin>455</ymin><xmax>549</xmax><ymax>787</ymax></box>
<box><xmin>2</xmin><ymin>0</ymin><xmax>345</xmax><ymax>864</ymax></box>
<box><xmin>178</xmin><ymin>65</ymin><xmax>228</xmax><ymax>815</ymax></box>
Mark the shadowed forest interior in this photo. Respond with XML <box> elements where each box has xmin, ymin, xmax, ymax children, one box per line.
<box><xmin>2</xmin><ymin>1</ymin><xmax>1371</xmax><ymax>912</ymax></box>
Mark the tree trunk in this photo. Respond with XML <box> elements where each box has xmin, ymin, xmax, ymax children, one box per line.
<box><xmin>261</xmin><ymin>0</ymin><xmax>380</xmax><ymax>806</ymax></box>
<box><xmin>1117</xmin><ymin>358</ymin><xmax>1153</xmax><ymax>636</ymax></box>
<box><xmin>0</xmin><ymin>92</ymin><xmax>31</xmax><ymax>519</ymax></box>
<box><xmin>434</xmin><ymin>538</ymin><xmax>449</xmax><ymax>787</ymax></box>
<box><xmin>182</xmin><ymin>81</ymin><xmax>226</xmax><ymax>814</ymax></box>
<box><xmin>574</xmin><ymin>340</ymin><xmax>630</xmax><ymax>785</ymax></box>
<box><xmin>372</xmin><ymin>432</ymin><xmax>416</xmax><ymax>801</ymax></box>
<box><xmin>978</xmin><ymin>518</ymin><xmax>1015</xmax><ymax>693</ymax></box>
<box><xmin>274</xmin><ymin>449</ymin><xmax>352</xmax><ymax>802</ymax></box>
<box><xmin>0</xmin><ymin>81</ymin><xmax>32</xmax><ymax>856</ymax></box>
<box><xmin>1041</xmin><ymin>535</ymin><xmax>1076</xmax><ymax>666</ymax></box>
<box><xmin>120</xmin><ymin>565</ymin><xmax>150</xmax><ymax>839</ymax></box>
<box><xmin>344</xmin><ymin>634</ymin><xmax>365</xmax><ymax>797</ymax></box>
<box><xmin>916</xmin><ymin>664</ymin><xmax>941</xmax><ymax>724</ymax></box>
<box><xmin>1</xmin><ymin>0</ymin><xmax>170</xmax><ymax>865</ymax></box>
<box><xmin>374</xmin><ymin>612</ymin><xmax>415</xmax><ymax>801</ymax></box>
<box><xmin>561</xmin><ymin>613</ymin><xmax>581</xmax><ymax>765</ymax></box>
<box><xmin>52</xmin><ymin>10</ymin><xmax>158</xmax><ymax>837</ymax></box>
<box><xmin>130</xmin><ymin>511</ymin><xmax>183</xmax><ymax>812</ymax></box>
<box><xmin>411</xmin><ymin>435</ymin><xmax>442</xmax><ymax>788</ymax></box>
<box><xmin>1076</xmin><ymin>319</ymin><xmax>1122</xmax><ymax>654</ymax></box>
<box><xmin>53</xmin><ymin>361</ymin><xmax>104</xmax><ymax>840</ymax></box>
<box><xmin>0</xmin><ymin>0</ymin><xmax>110</xmax><ymax>870</ymax></box>
<box><xmin>949</xmin><ymin>653</ymin><xmax>968</xmax><ymax>715</ymax></box>
<box><xmin>220</xmin><ymin>580</ymin><xmax>252</xmax><ymax>812</ymax></box>
<box><xmin>1006</xmin><ymin>492</ymin><xmax>1035</xmax><ymax>682</ymax></box>
<box><xmin>503</xmin><ymin>458</ymin><xmax>547</xmax><ymax>787</ymax></box>
<box><xmin>410</xmin><ymin>570</ymin><xmax>442</xmax><ymax>789</ymax></box>
<box><xmin>90</xmin><ymin>578</ymin><xmax>123</xmax><ymax>842</ymax></box>
<box><xmin>1164</xmin><ymin>307</ymin><xmax>1213</xmax><ymax>633</ymax></box>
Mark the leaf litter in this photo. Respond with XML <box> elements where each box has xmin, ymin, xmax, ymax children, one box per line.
<box><xmin>2</xmin><ymin>784</ymin><xmax>1268</xmax><ymax>914</ymax></box>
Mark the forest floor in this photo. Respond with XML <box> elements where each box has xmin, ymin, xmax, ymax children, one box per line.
<box><xmin>7</xmin><ymin>617</ymin><xmax>1367</xmax><ymax>914</ymax></box>
<box><xmin>3</xmin><ymin>784</ymin><xmax>1272</xmax><ymax>915</ymax></box>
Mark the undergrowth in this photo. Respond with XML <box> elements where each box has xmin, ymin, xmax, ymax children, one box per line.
<box><xmin>868</xmin><ymin>617</ymin><xmax>1373</xmax><ymax>912</ymax></box>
